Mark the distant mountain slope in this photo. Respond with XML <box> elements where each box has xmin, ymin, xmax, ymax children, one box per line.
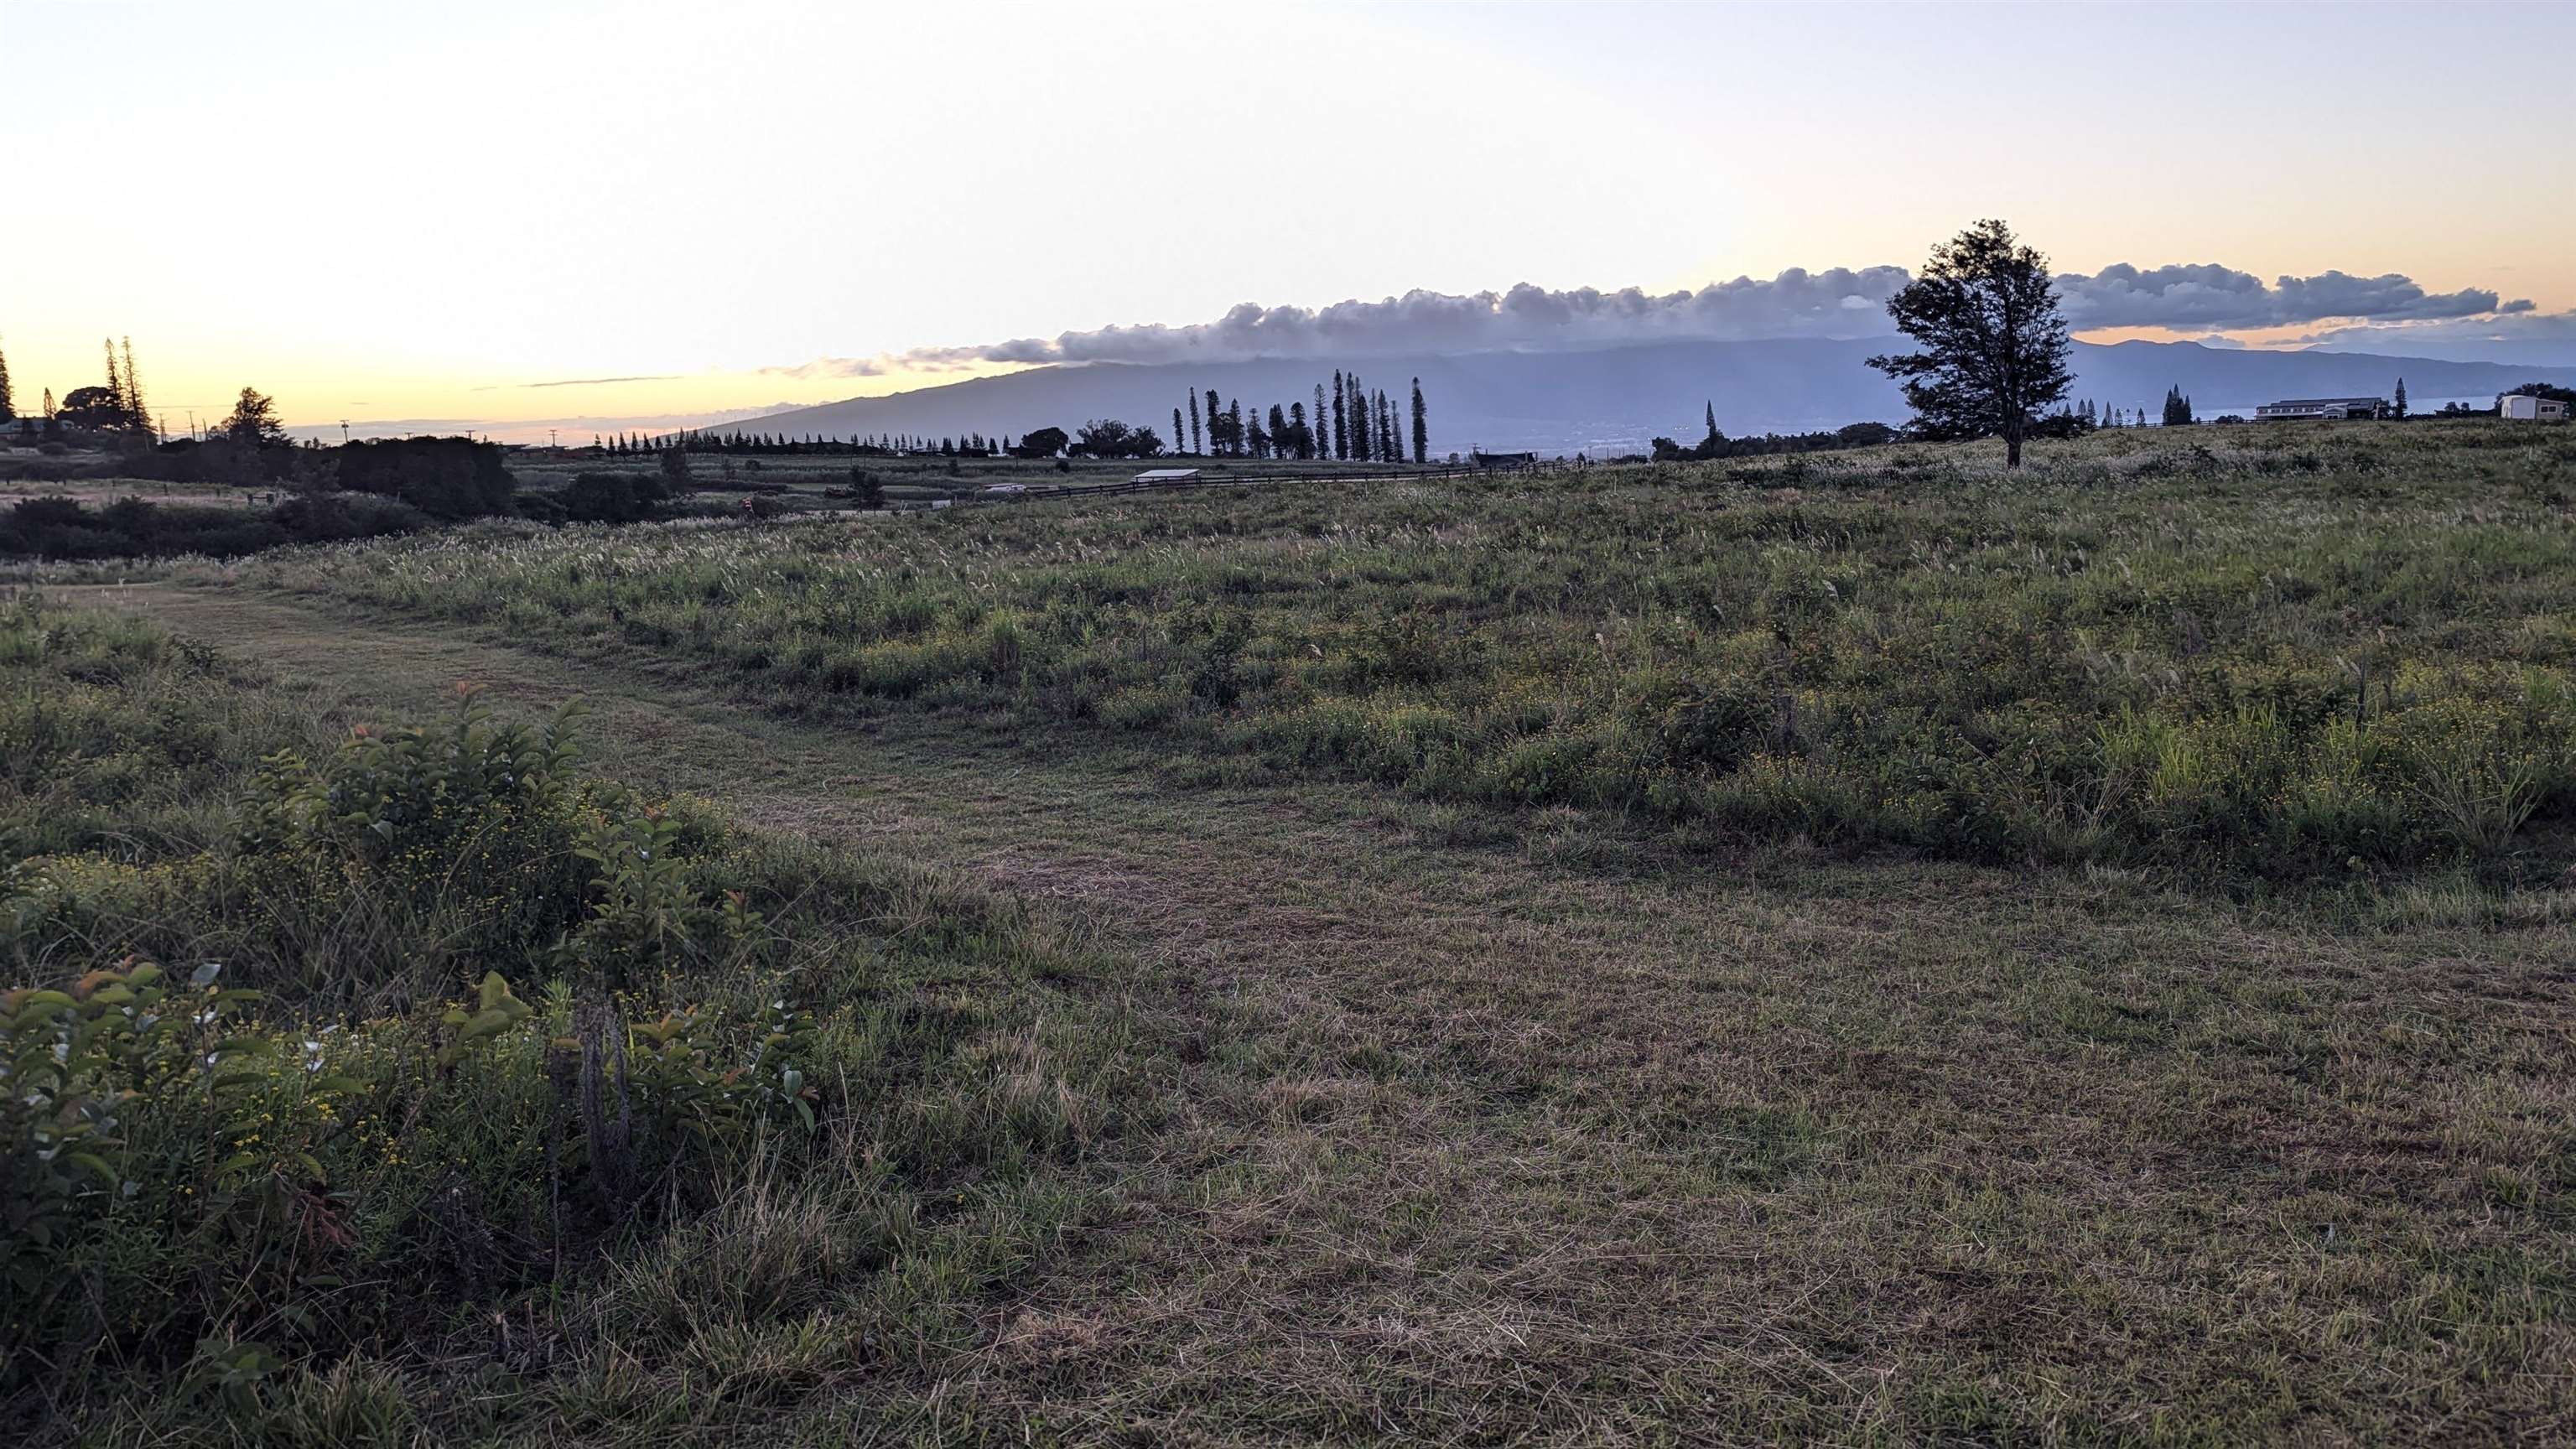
<box><xmin>724</xmin><ymin>341</ymin><xmax>2576</xmax><ymax>455</ymax></box>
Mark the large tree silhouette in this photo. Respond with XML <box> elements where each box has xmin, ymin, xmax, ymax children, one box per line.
<box><xmin>1867</xmin><ymin>219</ymin><xmax>2072</xmax><ymax>466</ymax></box>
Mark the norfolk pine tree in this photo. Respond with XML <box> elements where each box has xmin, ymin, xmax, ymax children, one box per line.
<box><xmin>122</xmin><ymin>337</ymin><xmax>148</xmax><ymax>435</ymax></box>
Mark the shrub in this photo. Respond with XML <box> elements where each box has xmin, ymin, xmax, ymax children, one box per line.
<box><xmin>333</xmin><ymin>437</ymin><xmax>515</xmax><ymax>520</ymax></box>
<box><xmin>559</xmin><ymin>471</ymin><xmax>660</xmax><ymax>523</ymax></box>
<box><xmin>1</xmin><ymin>599</ymin><xmax>1133</xmax><ymax>1435</ymax></box>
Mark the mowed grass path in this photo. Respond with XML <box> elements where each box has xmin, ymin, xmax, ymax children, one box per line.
<box><xmin>60</xmin><ymin>582</ymin><xmax>2576</xmax><ymax>1444</ymax></box>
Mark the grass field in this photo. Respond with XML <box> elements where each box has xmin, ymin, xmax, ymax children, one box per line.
<box><xmin>503</xmin><ymin>448</ymin><xmax>1438</xmax><ymax>512</ymax></box>
<box><xmin>9</xmin><ymin>419</ymin><xmax>2576</xmax><ymax>1443</ymax></box>
<box><xmin>241</xmin><ymin>421</ymin><xmax>2576</xmax><ymax>891</ymax></box>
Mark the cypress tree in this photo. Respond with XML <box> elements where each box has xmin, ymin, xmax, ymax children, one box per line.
<box><xmin>1410</xmin><ymin>377</ymin><xmax>1427</xmax><ymax>463</ymax></box>
<box><xmin>121</xmin><ymin>338</ymin><xmax>148</xmax><ymax>434</ymax></box>
<box><xmin>0</xmin><ymin>337</ymin><xmax>13</xmax><ymax>423</ymax></box>
<box><xmin>101</xmin><ymin>339</ymin><xmax>126</xmax><ymax>425</ymax></box>
<box><xmin>1315</xmin><ymin>383</ymin><xmax>1331</xmax><ymax>460</ymax></box>
<box><xmin>1174</xmin><ymin>408</ymin><xmax>1186</xmax><ymax>454</ymax></box>
<box><xmin>1205</xmin><ymin>389</ymin><xmax>1223</xmax><ymax>455</ymax></box>
<box><xmin>1267</xmin><ymin>403</ymin><xmax>1287</xmax><ymax>460</ymax></box>
<box><xmin>1187</xmin><ymin>392</ymin><xmax>1202</xmax><ymax>454</ymax></box>
<box><xmin>1331</xmin><ymin>372</ymin><xmax>1348</xmax><ymax>460</ymax></box>
<box><xmin>1227</xmin><ymin>398</ymin><xmax>1243</xmax><ymax>457</ymax></box>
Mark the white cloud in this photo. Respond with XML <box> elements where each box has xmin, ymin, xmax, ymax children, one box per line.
<box><xmin>762</xmin><ymin>262</ymin><xmax>2531</xmax><ymax>374</ymax></box>
<box><xmin>2055</xmin><ymin>263</ymin><xmax>2501</xmax><ymax>330</ymax></box>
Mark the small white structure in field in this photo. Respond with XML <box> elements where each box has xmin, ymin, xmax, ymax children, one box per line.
<box><xmin>1131</xmin><ymin>468</ymin><xmax>1202</xmax><ymax>485</ymax></box>
<box><xmin>2256</xmin><ymin>397</ymin><xmax>2385</xmax><ymax>421</ymax></box>
<box><xmin>2500</xmin><ymin>393</ymin><xmax>2570</xmax><ymax>422</ymax></box>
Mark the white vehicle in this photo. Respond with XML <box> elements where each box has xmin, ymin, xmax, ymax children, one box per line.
<box><xmin>979</xmin><ymin>482</ymin><xmax>1029</xmax><ymax>497</ymax></box>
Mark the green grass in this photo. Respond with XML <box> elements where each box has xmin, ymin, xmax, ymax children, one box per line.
<box><xmin>0</xmin><ymin>595</ymin><xmax>1157</xmax><ymax>1443</ymax></box>
<box><xmin>12</xmin><ymin>418</ymin><xmax>2576</xmax><ymax>1442</ymax></box>
<box><xmin>238</xmin><ymin>420</ymin><xmax>2576</xmax><ymax>888</ymax></box>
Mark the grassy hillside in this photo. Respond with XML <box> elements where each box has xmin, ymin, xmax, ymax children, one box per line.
<box><xmin>242</xmin><ymin>420</ymin><xmax>2576</xmax><ymax>891</ymax></box>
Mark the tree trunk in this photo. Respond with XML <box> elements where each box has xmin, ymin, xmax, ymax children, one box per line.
<box><xmin>2005</xmin><ymin>428</ymin><xmax>2024</xmax><ymax>468</ymax></box>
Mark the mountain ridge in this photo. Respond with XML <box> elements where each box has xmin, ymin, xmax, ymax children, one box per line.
<box><xmin>717</xmin><ymin>340</ymin><xmax>2576</xmax><ymax>455</ymax></box>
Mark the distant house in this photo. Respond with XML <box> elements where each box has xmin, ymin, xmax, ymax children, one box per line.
<box><xmin>2254</xmin><ymin>397</ymin><xmax>2385</xmax><ymax>421</ymax></box>
<box><xmin>2500</xmin><ymin>393</ymin><xmax>2570</xmax><ymax>422</ymax></box>
<box><xmin>1471</xmin><ymin>450</ymin><xmax>1539</xmax><ymax>470</ymax></box>
<box><xmin>1131</xmin><ymin>468</ymin><xmax>1202</xmax><ymax>485</ymax></box>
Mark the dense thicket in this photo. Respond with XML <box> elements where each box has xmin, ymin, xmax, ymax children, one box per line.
<box><xmin>0</xmin><ymin>491</ymin><xmax>427</xmax><ymax>560</ymax></box>
<box><xmin>335</xmin><ymin>436</ymin><xmax>517</xmax><ymax>520</ymax></box>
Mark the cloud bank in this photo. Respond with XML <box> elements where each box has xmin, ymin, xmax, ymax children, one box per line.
<box><xmin>2054</xmin><ymin>264</ymin><xmax>2511</xmax><ymax>330</ymax></box>
<box><xmin>2286</xmin><ymin>308</ymin><xmax>2576</xmax><ymax>364</ymax></box>
<box><xmin>768</xmin><ymin>262</ymin><xmax>2547</xmax><ymax>377</ymax></box>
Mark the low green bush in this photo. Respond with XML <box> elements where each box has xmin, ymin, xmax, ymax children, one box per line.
<box><xmin>0</xmin><ymin>596</ymin><xmax>1134</xmax><ymax>1436</ymax></box>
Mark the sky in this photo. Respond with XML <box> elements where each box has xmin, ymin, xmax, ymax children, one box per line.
<box><xmin>5</xmin><ymin>0</ymin><xmax>2570</xmax><ymax>441</ymax></box>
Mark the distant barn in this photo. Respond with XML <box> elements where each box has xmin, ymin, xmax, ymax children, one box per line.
<box><xmin>1131</xmin><ymin>468</ymin><xmax>1202</xmax><ymax>485</ymax></box>
<box><xmin>1471</xmin><ymin>451</ymin><xmax>1539</xmax><ymax>471</ymax></box>
<box><xmin>2255</xmin><ymin>397</ymin><xmax>2385</xmax><ymax>421</ymax></box>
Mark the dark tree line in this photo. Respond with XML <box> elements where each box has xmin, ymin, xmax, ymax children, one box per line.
<box><xmin>596</xmin><ymin>430</ymin><xmax>1026</xmax><ymax>457</ymax></box>
<box><xmin>1649</xmin><ymin>409</ymin><xmax>1899</xmax><ymax>461</ymax></box>
<box><xmin>579</xmin><ymin>372</ymin><xmax>1436</xmax><ymax>466</ymax></box>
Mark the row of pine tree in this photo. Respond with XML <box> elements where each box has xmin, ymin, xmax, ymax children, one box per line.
<box><xmin>1178</xmin><ymin>372</ymin><xmax>1429</xmax><ymax>462</ymax></box>
<box><xmin>586</xmin><ymin>371</ymin><xmax>1435</xmax><ymax>463</ymax></box>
